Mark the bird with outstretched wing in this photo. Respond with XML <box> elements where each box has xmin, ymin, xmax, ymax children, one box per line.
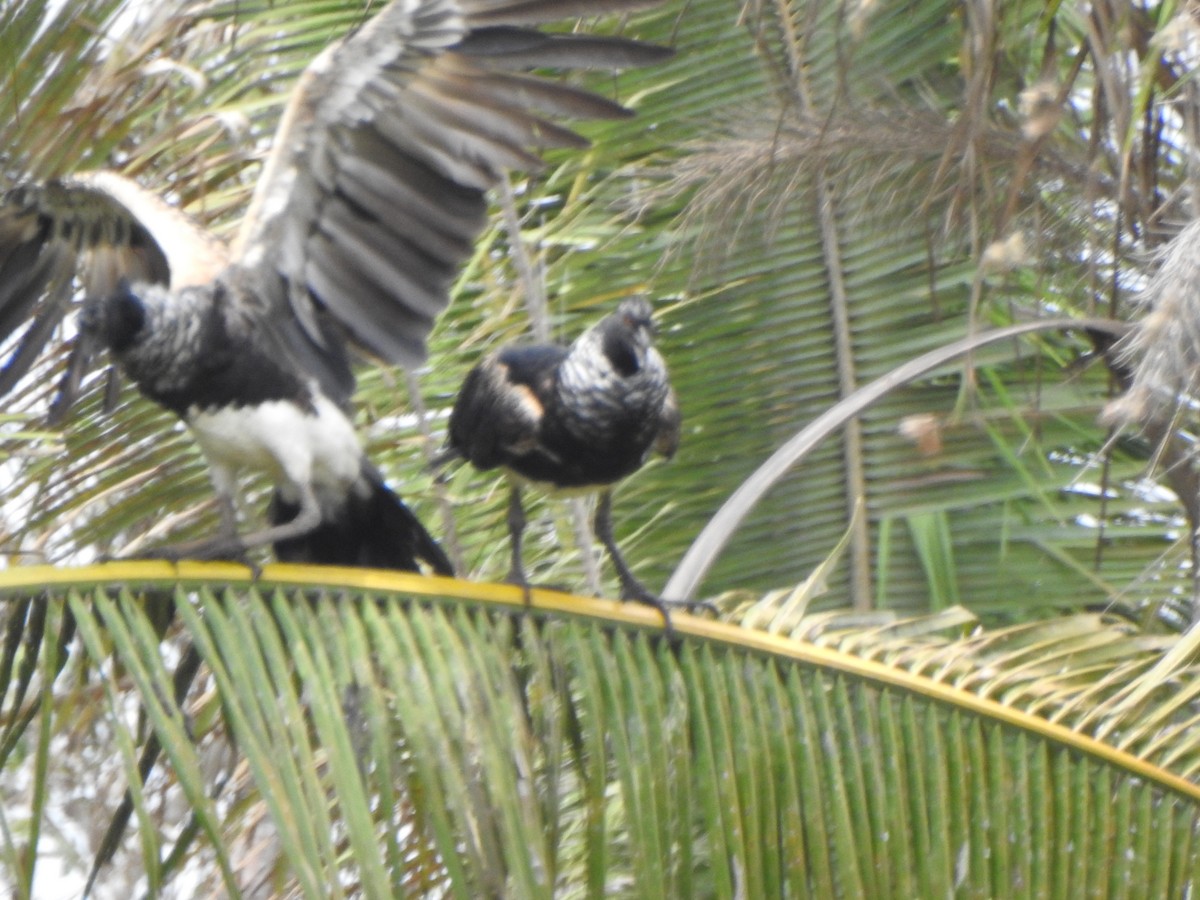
<box><xmin>0</xmin><ymin>0</ymin><xmax>671</xmax><ymax>572</ymax></box>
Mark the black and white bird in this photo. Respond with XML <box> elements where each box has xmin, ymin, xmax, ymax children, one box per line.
<box><xmin>0</xmin><ymin>1</ymin><xmax>670</xmax><ymax>570</ymax></box>
<box><xmin>77</xmin><ymin>277</ymin><xmax>454</xmax><ymax>572</ymax></box>
<box><xmin>441</xmin><ymin>298</ymin><xmax>698</xmax><ymax>623</ymax></box>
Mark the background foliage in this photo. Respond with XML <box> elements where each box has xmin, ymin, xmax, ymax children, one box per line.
<box><xmin>4</xmin><ymin>0</ymin><xmax>1200</xmax><ymax>895</ymax></box>
<box><xmin>2</xmin><ymin>0</ymin><xmax>1193</xmax><ymax>621</ymax></box>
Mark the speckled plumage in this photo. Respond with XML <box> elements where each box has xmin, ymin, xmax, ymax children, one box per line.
<box><xmin>80</xmin><ymin>281</ymin><xmax>312</xmax><ymax>417</ymax></box>
<box><xmin>443</xmin><ymin>298</ymin><xmax>689</xmax><ymax>625</ymax></box>
<box><xmin>447</xmin><ymin>297</ymin><xmax>679</xmax><ymax>490</ymax></box>
<box><xmin>79</xmin><ymin>281</ymin><xmax>451</xmax><ymax>574</ymax></box>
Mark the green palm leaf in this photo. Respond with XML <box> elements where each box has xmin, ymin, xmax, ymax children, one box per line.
<box><xmin>4</xmin><ymin>565</ymin><xmax>1200</xmax><ymax>896</ymax></box>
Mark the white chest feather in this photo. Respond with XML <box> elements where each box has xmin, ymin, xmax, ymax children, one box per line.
<box><xmin>187</xmin><ymin>394</ymin><xmax>362</xmax><ymax>495</ymax></box>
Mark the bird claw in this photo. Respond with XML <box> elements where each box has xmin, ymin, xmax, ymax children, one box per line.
<box><xmin>616</xmin><ymin>581</ymin><xmax>678</xmax><ymax>634</ymax></box>
<box><xmin>662</xmin><ymin>597</ymin><xmax>721</xmax><ymax>618</ymax></box>
<box><xmin>617</xmin><ymin>578</ymin><xmax>722</xmax><ymax>634</ymax></box>
<box><xmin>505</xmin><ymin>570</ymin><xmax>534</xmax><ymax>607</ymax></box>
<box><xmin>134</xmin><ymin>538</ymin><xmax>262</xmax><ymax>578</ymax></box>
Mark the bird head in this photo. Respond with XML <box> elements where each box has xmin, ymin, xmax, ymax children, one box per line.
<box><xmin>78</xmin><ymin>280</ymin><xmax>148</xmax><ymax>355</ymax></box>
<box><xmin>614</xmin><ymin>297</ymin><xmax>657</xmax><ymax>339</ymax></box>
<box><xmin>596</xmin><ymin>297</ymin><xmax>658</xmax><ymax>377</ymax></box>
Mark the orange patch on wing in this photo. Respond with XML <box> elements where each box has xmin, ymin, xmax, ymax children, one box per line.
<box><xmin>511</xmin><ymin>382</ymin><xmax>544</xmax><ymax>422</ymax></box>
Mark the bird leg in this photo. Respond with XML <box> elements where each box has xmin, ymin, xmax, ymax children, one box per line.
<box><xmin>137</xmin><ymin>464</ymin><xmax>252</xmax><ymax>566</ymax></box>
<box><xmin>142</xmin><ymin>478</ymin><xmax>321</xmax><ymax>573</ymax></box>
<box><xmin>222</xmin><ymin>483</ymin><xmax>323</xmax><ymax>554</ymax></box>
<box><xmin>593</xmin><ymin>491</ymin><xmax>674</xmax><ymax>632</ymax></box>
<box><xmin>593</xmin><ymin>491</ymin><xmax>719</xmax><ymax>626</ymax></box>
<box><xmin>213</xmin><ymin>476</ymin><xmax>240</xmax><ymax>545</ymax></box>
<box><xmin>506</xmin><ymin>484</ymin><xmax>533</xmax><ymax>604</ymax></box>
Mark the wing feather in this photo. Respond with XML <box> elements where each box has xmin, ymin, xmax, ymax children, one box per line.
<box><xmin>465</xmin><ymin>0</ymin><xmax>663</xmax><ymax>27</ymax></box>
<box><xmin>0</xmin><ymin>172</ymin><xmax>227</xmax><ymax>404</ymax></box>
<box><xmin>372</xmin><ymin>87</ymin><xmax>546</xmax><ymax>186</ymax></box>
<box><xmin>303</xmin><ymin>239</ymin><xmax>432</xmax><ymax>364</ymax></box>
<box><xmin>0</xmin><ymin>272</ymin><xmax>73</xmax><ymax>400</ymax></box>
<box><xmin>431</xmin><ymin>61</ymin><xmax>638</xmax><ymax>121</ymax></box>
<box><xmin>333</xmin><ymin>150</ymin><xmax>482</xmax><ymax>266</ymax></box>
<box><xmin>455</xmin><ymin>29</ymin><xmax>674</xmax><ymax>70</ymax></box>
<box><xmin>316</xmin><ymin>199</ymin><xmax>451</xmax><ymax>319</ymax></box>
<box><xmin>0</xmin><ymin>0</ymin><xmax>668</xmax><ymax>414</ymax></box>
<box><xmin>655</xmin><ymin>385</ymin><xmax>681</xmax><ymax>458</ymax></box>
<box><xmin>234</xmin><ymin>0</ymin><xmax>670</xmax><ymax>394</ymax></box>
<box><xmin>449</xmin><ymin>354</ymin><xmax>550</xmax><ymax>469</ymax></box>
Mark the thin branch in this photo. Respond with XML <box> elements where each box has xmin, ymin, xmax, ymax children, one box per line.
<box><xmin>814</xmin><ymin>175</ymin><xmax>871</xmax><ymax>610</ymax></box>
<box><xmin>665</xmin><ymin>317</ymin><xmax>1133</xmax><ymax>602</ymax></box>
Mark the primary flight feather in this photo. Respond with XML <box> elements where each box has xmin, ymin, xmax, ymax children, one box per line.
<box><xmin>0</xmin><ymin>0</ymin><xmax>671</xmax><ymax>568</ymax></box>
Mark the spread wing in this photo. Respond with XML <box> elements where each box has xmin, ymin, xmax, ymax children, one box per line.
<box><xmin>0</xmin><ymin>170</ymin><xmax>228</xmax><ymax>401</ymax></box>
<box><xmin>0</xmin><ymin>0</ymin><xmax>668</xmax><ymax>409</ymax></box>
<box><xmin>229</xmin><ymin>0</ymin><xmax>671</xmax><ymax>401</ymax></box>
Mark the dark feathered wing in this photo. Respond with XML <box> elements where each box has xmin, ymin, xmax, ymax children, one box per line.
<box><xmin>447</xmin><ymin>344</ymin><xmax>568</xmax><ymax>469</ymax></box>
<box><xmin>0</xmin><ymin>171</ymin><xmax>227</xmax><ymax>399</ymax></box>
<box><xmin>230</xmin><ymin>0</ymin><xmax>671</xmax><ymax>402</ymax></box>
<box><xmin>655</xmin><ymin>385</ymin><xmax>681</xmax><ymax>458</ymax></box>
<box><xmin>0</xmin><ymin>1</ymin><xmax>668</xmax><ymax>408</ymax></box>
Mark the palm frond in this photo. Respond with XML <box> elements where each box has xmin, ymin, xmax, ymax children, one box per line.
<box><xmin>4</xmin><ymin>565</ymin><xmax>1200</xmax><ymax>895</ymax></box>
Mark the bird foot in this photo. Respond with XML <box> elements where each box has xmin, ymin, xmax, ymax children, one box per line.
<box><xmin>135</xmin><ymin>537</ymin><xmax>261</xmax><ymax>578</ymax></box>
<box><xmin>662</xmin><ymin>597</ymin><xmax>721</xmax><ymax>618</ymax></box>
<box><xmin>505</xmin><ymin>569</ymin><xmax>533</xmax><ymax>606</ymax></box>
<box><xmin>616</xmin><ymin>580</ymin><xmax>679</xmax><ymax>634</ymax></box>
<box><xmin>617</xmin><ymin>578</ymin><xmax>720</xmax><ymax>635</ymax></box>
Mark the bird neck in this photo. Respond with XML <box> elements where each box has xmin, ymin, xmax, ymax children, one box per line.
<box><xmin>556</xmin><ymin>327</ymin><xmax>668</xmax><ymax>424</ymax></box>
<box><xmin>113</xmin><ymin>283</ymin><xmax>224</xmax><ymax>406</ymax></box>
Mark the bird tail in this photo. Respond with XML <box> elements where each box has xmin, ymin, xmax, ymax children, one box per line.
<box><xmin>269</xmin><ymin>469</ymin><xmax>453</xmax><ymax>576</ymax></box>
